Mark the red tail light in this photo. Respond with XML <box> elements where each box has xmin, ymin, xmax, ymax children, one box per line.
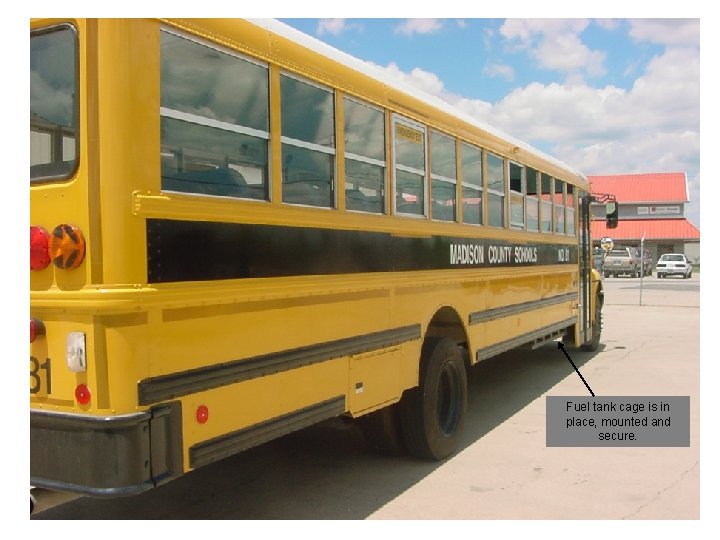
<box><xmin>30</xmin><ymin>226</ymin><xmax>51</xmax><ymax>270</ymax></box>
<box><xmin>30</xmin><ymin>319</ymin><xmax>46</xmax><ymax>343</ymax></box>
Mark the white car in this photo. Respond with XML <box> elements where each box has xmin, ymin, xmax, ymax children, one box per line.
<box><xmin>656</xmin><ymin>253</ymin><xmax>692</xmax><ymax>279</ymax></box>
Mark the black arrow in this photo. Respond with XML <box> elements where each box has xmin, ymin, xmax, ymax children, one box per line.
<box><xmin>558</xmin><ymin>342</ymin><xmax>595</xmax><ymax>396</ymax></box>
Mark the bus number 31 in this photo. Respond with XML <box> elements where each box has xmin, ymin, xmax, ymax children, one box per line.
<box><xmin>30</xmin><ymin>356</ymin><xmax>51</xmax><ymax>394</ymax></box>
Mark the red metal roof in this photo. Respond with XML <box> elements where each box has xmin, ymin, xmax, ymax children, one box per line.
<box><xmin>592</xmin><ymin>218</ymin><xmax>700</xmax><ymax>241</ymax></box>
<box><xmin>588</xmin><ymin>172</ymin><xmax>688</xmax><ymax>203</ymax></box>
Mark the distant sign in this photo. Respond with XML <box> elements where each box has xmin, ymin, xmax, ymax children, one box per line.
<box><xmin>600</xmin><ymin>237</ymin><xmax>614</xmax><ymax>252</ymax></box>
<box><xmin>637</xmin><ymin>206</ymin><xmax>681</xmax><ymax>215</ymax></box>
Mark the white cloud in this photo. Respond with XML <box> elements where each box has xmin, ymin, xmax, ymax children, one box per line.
<box><xmin>482</xmin><ymin>63</ymin><xmax>515</xmax><ymax>82</ymax></box>
<box><xmin>499</xmin><ymin>18</ymin><xmax>606</xmax><ymax>80</ymax></box>
<box><xmin>371</xmin><ymin>61</ymin><xmax>494</xmax><ymax>120</ymax></box>
<box><xmin>594</xmin><ymin>19</ymin><xmax>621</xmax><ymax>31</ymax></box>
<box><xmin>500</xmin><ymin>19</ymin><xmax>590</xmax><ymax>45</ymax></box>
<box><xmin>535</xmin><ymin>33</ymin><xmax>606</xmax><ymax>77</ymax></box>
<box><xmin>317</xmin><ymin>19</ymin><xmax>357</xmax><ymax>36</ymax></box>
<box><xmin>373</xmin><ymin>62</ymin><xmax>447</xmax><ymax>97</ymax></box>
<box><xmin>394</xmin><ymin>19</ymin><xmax>443</xmax><ymax>36</ymax></box>
<box><xmin>629</xmin><ymin>19</ymin><xmax>700</xmax><ymax>47</ymax></box>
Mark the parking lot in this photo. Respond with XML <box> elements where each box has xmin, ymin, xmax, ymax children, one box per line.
<box><xmin>31</xmin><ymin>273</ymin><xmax>703</xmax><ymax>527</ymax></box>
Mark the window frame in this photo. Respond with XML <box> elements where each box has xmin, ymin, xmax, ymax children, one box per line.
<box><xmin>525</xmin><ymin>166</ymin><xmax>540</xmax><ymax>232</ymax></box>
<box><xmin>565</xmin><ymin>183</ymin><xmax>576</xmax><ymax>236</ymax></box>
<box><xmin>429</xmin><ymin>130</ymin><xmax>458</xmax><ymax>222</ymax></box>
<box><xmin>509</xmin><ymin>160</ymin><xmax>526</xmax><ymax>230</ymax></box>
<box><xmin>554</xmin><ymin>179</ymin><xmax>566</xmax><ymax>234</ymax></box>
<box><xmin>540</xmin><ymin>172</ymin><xmax>554</xmax><ymax>233</ymax></box>
<box><xmin>486</xmin><ymin>151</ymin><xmax>506</xmax><ymax>228</ymax></box>
<box><xmin>159</xmin><ymin>28</ymin><xmax>271</xmax><ymax>201</ymax></box>
<box><xmin>30</xmin><ymin>23</ymin><xmax>80</xmax><ymax>183</ymax></box>
<box><xmin>460</xmin><ymin>142</ymin><xmax>484</xmax><ymax>226</ymax></box>
<box><xmin>392</xmin><ymin>115</ymin><xmax>428</xmax><ymax>218</ymax></box>
<box><xmin>279</xmin><ymin>71</ymin><xmax>337</xmax><ymax>208</ymax></box>
<box><xmin>343</xmin><ymin>96</ymin><xmax>387</xmax><ymax>215</ymax></box>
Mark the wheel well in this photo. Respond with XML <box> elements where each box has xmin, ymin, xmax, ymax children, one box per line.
<box><xmin>424</xmin><ymin>306</ymin><xmax>470</xmax><ymax>366</ymax></box>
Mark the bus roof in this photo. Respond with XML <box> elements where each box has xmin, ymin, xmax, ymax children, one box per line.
<box><xmin>249</xmin><ymin>18</ymin><xmax>587</xmax><ymax>185</ymax></box>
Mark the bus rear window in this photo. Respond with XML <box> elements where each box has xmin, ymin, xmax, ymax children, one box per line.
<box><xmin>30</xmin><ymin>25</ymin><xmax>78</xmax><ymax>181</ymax></box>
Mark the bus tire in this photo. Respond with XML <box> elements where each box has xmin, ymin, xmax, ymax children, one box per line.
<box><xmin>580</xmin><ymin>296</ymin><xmax>602</xmax><ymax>352</ymax></box>
<box><xmin>357</xmin><ymin>403</ymin><xmax>407</xmax><ymax>457</ymax></box>
<box><xmin>399</xmin><ymin>337</ymin><xmax>467</xmax><ymax>461</ymax></box>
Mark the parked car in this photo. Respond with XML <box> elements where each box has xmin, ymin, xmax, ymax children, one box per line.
<box><xmin>603</xmin><ymin>247</ymin><xmax>642</xmax><ymax>278</ymax></box>
<box><xmin>656</xmin><ymin>253</ymin><xmax>692</xmax><ymax>279</ymax></box>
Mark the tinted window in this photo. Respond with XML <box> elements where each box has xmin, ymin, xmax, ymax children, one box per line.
<box><xmin>31</xmin><ymin>25</ymin><xmax>78</xmax><ymax>181</ymax></box>
<box><xmin>161</xmin><ymin>31</ymin><xmax>270</xmax><ymax>200</ymax></box>
<box><xmin>281</xmin><ymin>74</ymin><xmax>335</xmax><ymax>207</ymax></box>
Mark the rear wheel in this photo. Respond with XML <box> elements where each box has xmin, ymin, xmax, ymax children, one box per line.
<box><xmin>399</xmin><ymin>338</ymin><xmax>467</xmax><ymax>460</ymax></box>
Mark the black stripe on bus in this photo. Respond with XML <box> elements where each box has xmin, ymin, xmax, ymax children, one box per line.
<box><xmin>146</xmin><ymin>219</ymin><xmax>578</xmax><ymax>283</ymax></box>
<box><xmin>189</xmin><ymin>395</ymin><xmax>345</xmax><ymax>469</ymax></box>
<box><xmin>137</xmin><ymin>324</ymin><xmax>421</xmax><ymax>405</ymax></box>
<box><xmin>468</xmin><ymin>292</ymin><xmax>577</xmax><ymax>325</ymax></box>
<box><xmin>475</xmin><ymin>318</ymin><xmax>577</xmax><ymax>362</ymax></box>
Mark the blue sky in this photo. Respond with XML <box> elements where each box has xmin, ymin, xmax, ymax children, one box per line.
<box><xmin>280</xmin><ymin>17</ymin><xmax>701</xmax><ymax>228</ymax></box>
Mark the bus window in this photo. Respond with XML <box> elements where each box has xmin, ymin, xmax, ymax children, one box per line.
<box><xmin>555</xmin><ymin>180</ymin><xmax>566</xmax><ymax>234</ymax></box>
<box><xmin>487</xmin><ymin>152</ymin><xmax>505</xmax><ymax>227</ymax></box>
<box><xmin>566</xmin><ymin>183</ymin><xmax>576</xmax><ymax>235</ymax></box>
<box><xmin>30</xmin><ymin>25</ymin><xmax>78</xmax><ymax>181</ymax></box>
<box><xmin>509</xmin><ymin>161</ymin><xmax>525</xmax><ymax>230</ymax></box>
<box><xmin>344</xmin><ymin>98</ymin><xmax>385</xmax><ymax>214</ymax></box>
<box><xmin>461</xmin><ymin>143</ymin><xmax>483</xmax><ymax>225</ymax></box>
<box><xmin>394</xmin><ymin>117</ymin><xmax>426</xmax><ymax>216</ymax></box>
<box><xmin>540</xmin><ymin>173</ymin><xmax>553</xmax><ymax>233</ymax></box>
<box><xmin>160</xmin><ymin>31</ymin><xmax>270</xmax><ymax>200</ymax></box>
<box><xmin>430</xmin><ymin>131</ymin><xmax>457</xmax><ymax>222</ymax></box>
<box><xmin>526</xmin><ymin>167</ymin><xmax>539</xmax><ymax>232</ymax></box>
<box><xmin>281</xmin><ymin>74</ymin><xmax>336</xmax><ymax>208</ymax></box>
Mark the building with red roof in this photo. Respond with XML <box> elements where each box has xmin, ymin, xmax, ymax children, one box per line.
<box><xmin>588</xmin><ymin>172</ymin><xmax>699</xmax><ymax>264</ymax></box>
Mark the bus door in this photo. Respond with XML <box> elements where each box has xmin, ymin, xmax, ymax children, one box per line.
<box><xmin>579</xmin><ymin>193</ymin><xmax>593</xmax><ymax>343</ymax></box>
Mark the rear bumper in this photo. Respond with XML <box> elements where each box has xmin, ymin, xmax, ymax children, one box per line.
<box><xmin>657</xmin><ymin>267</ymin><xmax>690</xmax><ymax>276</ymax></box>
<box><xmin>604</xmin><ymin>266</ymin><xmax>637</xmax><ymax>274</ymax></box>
<box><xmin>30</xmin><ymin>402</ymin><xmax>183</xmax><ymax>497</ymax></box>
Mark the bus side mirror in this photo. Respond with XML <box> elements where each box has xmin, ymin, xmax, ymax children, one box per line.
<box><xmin>606</xmin><ymin>202</ymin><xmax>618</xmax><ymax>229</ymax></box>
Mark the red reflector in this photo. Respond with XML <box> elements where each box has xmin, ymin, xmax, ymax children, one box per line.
<box><xmin>30</xmin><ymin>226</ymin><xmax>51</xmax><ymax>271</ymax></box>
<box><xmin>75</xmin><ymin>384</ymin><xmax>91</xmax><ymax>405</ymax></box>
<box><xmin>49</xmin><ymin>224</ymin><xmax>86</xmax><ymax>270</ymax></box>
<box><xmin>196</xmin><ymin>405</ymin><xmax>209</xmax><ymax>424</ymax></box>
<box><xmin>30</xmin><ymin>319</ymin><xmax>46</xmax><ymax>343</ymax></box>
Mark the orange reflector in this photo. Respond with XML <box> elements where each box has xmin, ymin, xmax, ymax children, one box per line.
<box><xmin>49</xmin><ymin>224</ymin><xmax>86</xmax><ymax>270</ymax></box>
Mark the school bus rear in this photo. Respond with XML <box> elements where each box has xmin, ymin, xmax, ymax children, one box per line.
<box><xmin>30</xmin><ymin>19</ymin><xmax>185</xmax><ymax>496</ymax></box>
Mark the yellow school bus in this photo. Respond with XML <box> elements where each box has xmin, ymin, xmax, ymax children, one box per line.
<box><xmin>30</xmin><ymin>18</ymin><xmax>617</xmax><ymax>498</ymax></box>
